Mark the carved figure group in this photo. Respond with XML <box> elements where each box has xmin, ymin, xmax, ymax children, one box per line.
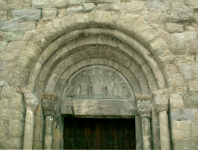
<box><xmin>65</xmin><ymin>67</ymin><xmax>131</xmax><ymax>98</ymax></box>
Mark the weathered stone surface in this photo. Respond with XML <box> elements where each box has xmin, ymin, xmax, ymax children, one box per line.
<box><xmin>0</xmin><ymin>20</ymin><xmax>19</xmax><ymax>31</ymax></box>
<box><xmin>0</xmin><ymin>61</ymin><xmax>6</xmax><ymax>71</ymax></box>
<box><xmin>0</xmin><ymin>41</ymin><xmax>7</xmax><ymax>52</ymax></box>
<box><xmin>0</xmin><ymin>11</ymin><xmax>7</xmax><ymax>21</ymax></box>
<box><xmin>121</xmin><ymin>2</ymin><xmax>145</xmax><ymax>14</ymax></box>
<box><xmin>0</xmin><ymin>0</ymin><xmax>6</xmax><ymax>11</ymax></box>
<box><xmin>170</xmin><ymin>94</ymin><xmax>184</xmax><ymax>111</ymax></box>
<box><xmin>32</xmin><ymin>0</ymin><xmax>50</xmax><ymax>8</ymax></box>
<box><xmin>184</xmin><ymin>91</ymin><xmax>198</xmax><ymax>109</ymax></box>
<box><xmin>173</xmin><ymin>32</ymin><xmax>197</xmax><ymax>43</ymax></box>
<box><xmin>50</xmin><ymin>0</ymin><xmax>68</xmax><ymax>8</ymax></box>
<box><xmin>6</xmin><ymin>31</ymin><xmax>24</xmax><ymax>41</ymax></box>
<box><xmin>0</xmin><ymin>31</ymin><xmax>6</xmax><ymax>41</ymax></box>
<box><xmin>186</xmin><ymin>41</ymin><xmax>198</xmax><ymax>54</ymax></box>
<box><xmin>145</xmin><ymin>1</ymin><xmax>170</xmax><ymax>12</ymax></box>
<box><xmin>97</xmin><ymin>3</ymin><xmax>120</xmax><ymax>12</ymax></box>
<box><xmin>172</xmin><ymin>121</ymin><xmax>190</xmax><ymax>141</ymax></box>
<box><xmin>165</xmin><ymin>23</ymin><xmax>184</xmax><ymax>33</ymax></box>
<box><xmin>86</xmin><ymin>0</ymin><xmax>118</xmax><ymax>4</ymax></box>
<box><xmin>18</xmin><ymin>22</ymin><xmax>36</xmax><ymax>31</ymax></box>
<box><xmin>84</xmin><ymin>3</ymin><xmax>95</xmax><ymax>12</ymax></box>
<box><xmin>188</xmin><ymin>81</ymin><xmax>198</xmax><ymax>90</ymax></box>
<box><xmin>181</xmin><ymin>66</ymin><xmax>193</xmax><ymax>80</ymax></box>
<box><xmin>169</xmin><ymin>43</ymin><xmax>186</xmax><ymax>55</ymax></box>
<box><xmin>66</xmin><ymin>6</ymin><xmax>83</xmax><ymax>15</ymax></box>
<box><xmin>7</xmin><ymin>0</ymin><xmax>22</xmax><ymax>10</ymax></box>
<box><xmin>73</xmin><ymin>99</ymin><xmax>136</xmax><ymax>117</ymax></box>
<box><xmin>171</xmin><ymin>109</ymin><xmax>194</xmax><ymax>121</ymax></box>
<box><xmin>42</xmin><ymin>8</ymin><xmax>57</xmax><ymax>20</ymax></box>
<box><xmin>68</xmin><ymin>0</ymin><xmax>85</xmax><ymax>6</ymax></box>
<box><xmin>12</xmin><ymin>9</ymin><xmax>41</xmax><ymax>21</ymax></box>
<box><xmin>9</xmin><ymin>120</ymin><xmax>24</xmax><ymax>137</ymax></box>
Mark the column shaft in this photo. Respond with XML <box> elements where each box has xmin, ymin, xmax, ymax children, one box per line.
<box><xmin>142</xmin><ymin>117</ymin><xmax>151</xmax><ymax>150</ymax></box>
<box><xmin>135</xmin><ymin>115</ymin><xmax>143</xmax><ymax>150</ymax></box>
<box><xmin>159</xmin><ymin>111</ymin><xmax>170</xmax><ymax>150</ymax></box>
<box><xmin>44</xmin><ymin>116</ymin><xmax>54</xmax><ymax>150</ymax></box>
<box><xmin>23</xmin><ymin>108</ymin><xmax>35</xmax><ymax>149</ymax></box>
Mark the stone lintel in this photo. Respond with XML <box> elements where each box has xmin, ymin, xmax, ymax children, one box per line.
<box><xmin>135</xmin><ymin>94</ymin><xmax>152</xmax><ymax>101</ymax></box>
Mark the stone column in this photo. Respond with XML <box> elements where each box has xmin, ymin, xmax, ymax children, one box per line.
<box><xmin>153</xmin><ymin>94</ymin><xmax>170</xmax><ymax>150</ymax></box>
<box><xmin>23</xmin><ymin>93</ymin><xmax>39</xmax><ymax>150</ymax></box>
<box><xmin>135</xmin><ymin>94</ymin><xmax>152</xmax><ymax>150</ymax></box>
<box><xmin>42</xmin><ymin>93</ymin><xmax>58</xmax><ymax>150</ymax></box>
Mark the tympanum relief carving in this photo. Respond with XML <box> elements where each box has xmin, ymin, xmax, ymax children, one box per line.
<box><xmin>64</xmin><ymin>66</ymin><xmax>134</xmax><ymax>99</ymax></box>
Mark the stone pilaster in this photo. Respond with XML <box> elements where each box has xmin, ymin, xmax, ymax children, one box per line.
<box><xmin>23</xmin><ymin>93</ymin><xmax>39</xmax><ymax>150</ymax></box>
<box><xmin>153</xmin><ymin>94</ymin><xmax>170</xmax><ymax>150</ymax></box>
<box><xmin>135</xmin><ymin>94</ymin><xmax>152</xmax><ymax>150</ymax></box>
<box><xmin>42</xmin><ymin>93</ymin><xmax>58</xmax><ymax>150</ymax></box>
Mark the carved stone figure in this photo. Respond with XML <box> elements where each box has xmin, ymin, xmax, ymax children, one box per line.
<box><xmin>64</xmin><ymin>66</ymin><xmax>134</xmax><ymax>99</ymax></box>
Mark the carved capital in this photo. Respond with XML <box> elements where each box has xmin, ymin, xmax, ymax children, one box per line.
<box><xmin>24</xmin><ymin>93</ymin><xmax>39</xmax><ymax>112</ymax></box>
<box><xmin>42</xmin><ymin>93</ymin><xmax>59</xmax><ymax>116</ymax></box>
<box><xmin>135</xmin><ymin>94</ymin><xmax>152</xmax><ymax>118</ymax></box>
<box><xmin>153</xmin><ymin>94</ymin><xmax>169</xmax><ymax>113</ymax></box>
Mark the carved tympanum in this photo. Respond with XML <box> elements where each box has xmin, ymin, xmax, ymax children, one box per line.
<box><xmin>42</xmin><ymin>93</ymin><xmax>59</xmax><ymax>116</ymax></box>
<box><xmin>65</xmin><ymin>66</ymin><xmax>133</xmax><ymax>98</ymax></box>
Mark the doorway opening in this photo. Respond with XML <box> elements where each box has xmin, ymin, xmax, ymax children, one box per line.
<box><xmin>63</xmin><ymin>117</ymin><xmax>136</xmax><ymax>149</ymax></box>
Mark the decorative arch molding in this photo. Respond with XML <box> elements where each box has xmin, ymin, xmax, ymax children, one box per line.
<box><xmin>23</xmin><ymin>27</ymin><xmax>166</xmax><ymax>93</ymax></box>
<box><xmin>18</xmin><ymin>12</ymin><xmax>172</xmax><ymax>150</ymax></box>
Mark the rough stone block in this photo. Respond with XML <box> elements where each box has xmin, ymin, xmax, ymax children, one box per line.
<box><xmin>0</xmin><ymin>31</ymin><xmax>6</xmax><ymax>41</ymax></box>
<box><xmin>33</xmin><ymin>141</ymin><xmax>44</xmax><ymax>149</ymax></box>
<box><xmin>165</xmin><ymin>23</ymin><xmax>184</xmax><ymax>33</ymax></box>
<box><xmin>181</xmin><ymin>66</ymin><xmax>193</xmax><ymax>80</ymax></box>
<box><xmin>150</xmin><ymin>37</ymin><xmax>167</xmax><ymax>53</ymax></box>
<box><xmin>96</xmin><ymin>3</ymin><xmax>120</xmax><ymax>12</ymax></box>
<box><xmin>184</xmin><ymin>91</ymin><xmax>198</xmax><ymax>109</ymax></box>
<box><xmin>9</xmin><ymin>120</ymin><xmax>24</xmax><ymax>137</ymax></box>
<box><xmin>57</xmin><ymin>8</ymin><xmax>66</xmax><ymax>18</ymax></box>
<box><xmin>18</xmin><ymin>22</ymin><xmax>36</xmax><ymax>31</ymax></box>
<box><xmin>12</xmin><ymin>9</ymin><xmax>41</xmax><ymax>21</ymax></box>
<box><xmin>186</xmin><ymin>41</ymin><xmax>198</xmax><ymax>54</ymax></box>
<box><xmin>191</xmin><ymin>121</ymin><xmax>198</xmax><ymax>138</ymax></box>
<box><xmin>193</xmin><ymin>66</ymin><xmax>198</xmax><ymax>80</ymax></box>
<box><xmin>0</xmin><ymin>11</ymin><xmax>7</xmax><ymax>21</ymax></box>
<box><xmin>6</xmin><ymin>31</ymin><xmax>24</xmax><ymax>41</ymax></box>
<box><xmin>0</xmin><ymin>20</ymin><xmax>19</xmax><ymax>31</ymax></box>
<box><xmin>177</xmin><ymin>9</ymin><xmax>195</xmax><ymax>22</ymax></box>
<box><xmin>0</xmin><ymin>41</ymin><xmax>7</xmax><ymax>52</ymax></box>
<box><xmin>22</xmin><ymin>0</ymin><xmax>32</xmax><ymax>8</ymax></box>
<box><xmin>172</xmin><ymin>121</ymin><xmax>190</xmax><ymax>141</ymax></box>
<box><xmin>143</xmin><ymin>12</ymin><xmax>159</xmax><ymax>23</ymax></box>
<box><xmin>42</xmin><ymin>8</ymin><xmax>57</xmax><ymax>20</ymax></box>
<box><xmin>86</xmin><ymin>0</ymin><xmax>117</xmax><ymax>4</ymax></box>
<box><xmin>7</xmin><ymin>0</ymin><xmax>22</xmax><ymax>10</ymax></box>
<box><xmin>188</xmin><ymin>81</ymin><xmax>198</xmax><ymax>90</ymax></box>
<box><xmin>170</xmin><ymin>99</ymin><xmax>184</xmax><ymax>111</ymax></box>
<box><xmin>171</xmin><ymin>109</ymin><xmax>194</xmax><ymax>121</ymax></box>
<box><xmin>84</xmin><ymin>3</ymin><xmax>95</xmax><ymax>12</ymax></box>
<box><xmin>0</xmin><ymin>137</ymin><xmax>23</xmax><ymax>149</ymax></box>
<box><xmin>0</xmin><ymin>0</ymin><xmax>6</xmax><ymax>11</ymax></box>
<box><xmin>68</xmin><ymin>0</ymin><xmax>85</xmax><ymax>6</ymax></box>
<box><xmin>66</xmin><ymin>6</ymin><xmax>83</xmax><ymax>15</ymax></box>
<box><xmin>32</xmin><ymin>0</ymin><xmax>50</xmax><ymax>8</ymax></box>
<box><xmin>145</xmin><ymin>1</ymin><xmax>170</xmax><ymax>12</ymax></box>
<box><xmin>50</xmin><ymin>0</ymin><xmax>68</xmax><ymax>8</ymax></box>
<box><xmin>121</xmin><ymin>2</ymin><xmax>145</xmax><ymax>14</ymax></box>
<box><xmin>173</xmin><ymin>32</ymin><xmax>197</xmax><ymax>43</ymax></box>
<box><xmin>0</xmin><ymin>61</ymin><xmax>6</xmax><ymax>71</ymax></box>
<box><xmin>169</xmin><ymin>43</ymin><xmax>186</xmax><ymax>55</ymax></box>
<box><xmin>0</xmin><ymin>120</ymin><xmax>8</xmax><ymax>136</ymax></box>
<box><xmin>194</xmin><ymin>110</ymin><xmax>198</xmax><ymax>120</ymax></box>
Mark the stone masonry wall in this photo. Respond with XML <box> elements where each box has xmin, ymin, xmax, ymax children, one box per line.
<box><xmin>0</xmin><ymin>0</ymin><xmax>198</xmax><ymax>149</ymax></box>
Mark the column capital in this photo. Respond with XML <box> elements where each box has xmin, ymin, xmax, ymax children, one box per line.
<box><xmin>153</xmin><ymin>93</ymin><xmax>169</xmax><ymax>112</ymax></box>
<box><xmin>24</xmin><ymin>93</ymin><xmax>39</xmax><ymax>112</ymax></box>
<box><xmin>135</xmin><ymin>94</ymin><xmax>152</xmax><ymax>118</ymax></box>
<box><xmin>42</xmin><ymin>93</ymin><xmax>59</xmax><ymax>116</ymax></box>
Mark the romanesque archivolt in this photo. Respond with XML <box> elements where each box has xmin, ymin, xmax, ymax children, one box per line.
<box><xmin>64</xmin><ymin>66</ymin><xmax>133</xmax><ymax>98</ymax></box>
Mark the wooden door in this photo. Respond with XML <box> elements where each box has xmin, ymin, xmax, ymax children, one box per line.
<box><xmin>63</xmin><ymin>118</ymin><xmax>136</xmax><ymax>149</ymax></box>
